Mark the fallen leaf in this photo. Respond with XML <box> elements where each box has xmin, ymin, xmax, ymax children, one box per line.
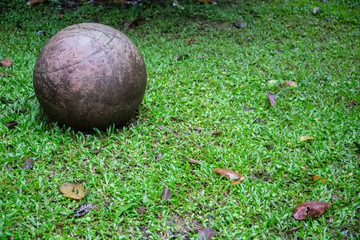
<box><xmin>71</xmin><ymin>203</ymin><xmax>97</xmax><ymax>217</ymax></box>
<box><xmin>284</xmin><ymin>81</ymin><xmax>296</xmax><ymax>87</ymax></box>
<box><xmin>0</xmin><ymin>59</ymin><xmax>12</xmax><ymax>68</ymax></box>
<box><xmin>188</xmin><ymin>158</ymin><xmax>202</xmax><ymax>164</ymax></box>
<box><xmin>348</xmin><ymin>172</ymin><xmax>353</xmax><ymax>176</ymax></box>
<box><xmin>213</xmin><ymin>168</ymin><xmax>244</xmax><ymax>184</ymax></box>
<box><xmin>192</xmin><ymin>126</ymin><xmax>203</xmax><ymax>131</ymax></box>
<box><xmin>23</xmin><ymin>158</ymin><xmax>34</xmax><ymax>170</ymax></box>
<box><xmin>124</xmin><ymin>16</ymin><xmax>145</xmax><ymax>28</ymax></box>
<box><xmin>312</xmin><ymin>7</ymin><xmax>321</xmax><ymax>14</ymax></box>
<box><xmin>212</xmin><ymin>132</ymin><xmax>222</xmax><ymax>137</ymax></box>
<box><xmin>5</xmin><ymin>121</ymin><xmax>19</xmax><ymax>128</ymax></box>
<box><xmin>276</xmin><ymin>49</ymin><xmax>282</xmax><ymax>53</ymax></box>
<box><xmin>36</xmin><ymin>30</ymin><xmax>45</xmax><ymax>35</ymax></box>
<box><xmin>173</xmin><ymin>54</ymin><xmax>189</xmax><ymax>61</ymax></box>
<box><xmin>293</xmin><ymin>201</ymin><xmax>331</xmax><ymax>220</ymax></box>
<box><xmin>267</xmin><ymin>80</ymin><xmax>279</xmax><ymax>86</ymax></box>
<box><xmin>26</xmin><ymin>0</ymin><xmax>48</xmax><ymax>6</ymax></box>
<box><xmin>242</xmin><ymin>106</ymin><xmax>253</xmax><ymax>111</ymax></box>
<box><xmin>93</xmin><ymin>149</ymin><xmax>100</xmax><ymax>154</ymax></box>
<box><xmin>198</xmin><ymin>56</ymin><xmax>206</xmax><ymax>59</ymax></box>
<box><xmin>266</xmin><ymin>92</ymin><xmax>277</xmax><ymax>107</ymax></box>
<box><xmin>161</xmin><ymin>186</ymin><xmax>172</xmax><ymax>201</ymax></box>
<box><xmin>234</xmin><ymin>20</ymin><xmax>245</xmax><ymax>28</ymax></box>
<box><xmin>285</xmin><ymin>24</ymin><xmax>293</xmax><ymax>27</ymax></box>
<box><xmin>156</xmin><ymin>152</ymin><xmax>162</xmax><ymax>162</ymax></box>
<box><xmin>284</xmin><ymin>226</ymin><xmax>303</xmax><ymax>233</ymax></box>
<box><xmin>300</xmin><ymin>136</ymin><xmax>315</xmax><ymax>142</ymax></box>
<box><xmin>198</xmin><ymin>0</ymin><xmax>218</xmax><ymax>5</ymax></box>
<box><xmin>198</xmin><ymin>227</ymin><xmax>216</xmax><ymax>240</ymax></box>
<box><xmin>171</xmin><ymin>116</ymin><xmax>184</xmax><ymax>121</ymax></box>
<box><xmin>59</xmin><ymin>181</ymin><xmax>88</xmax><ymax>200</ymax></box>
<box><xmin>308</xmin><ymin>174</ymin><xmax>326</xmax><ymax>183</ymax></box>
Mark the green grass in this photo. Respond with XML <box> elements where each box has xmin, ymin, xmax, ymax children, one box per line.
<box><xmin>1</xmin><ymin>0</ymin><xmax>360</xmax><ymax>239</ymax></box>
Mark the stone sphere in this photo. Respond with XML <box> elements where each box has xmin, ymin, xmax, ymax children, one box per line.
<box><xmin>33</xmin><ymin>23</ymin><xmax>147</xmax><ymax>130</ymax></box>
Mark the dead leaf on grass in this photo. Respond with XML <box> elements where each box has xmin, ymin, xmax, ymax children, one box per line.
<box><xmin>26</xmin><ymin>0</ymin><xmax>48</xmax><ymax>6</ymax></box>
<box><xmin>198</xmin><ymin>0</ymin><xmax>218</xmax><ymax>5</ymax></box>
<box><xmin>312</xmin><ymin>7</ymin><xmax>321</xmax><ymax>14</ymax></box>
<box><xmin>71</xmin><ymin>203</ymin><xmax>97</xmax><ymax>217</ymax></box>
<box><xmin>300</xmin><ymin>136</ymin><xmax>315</xmax><ymax>142</ymax></box>
<box><xmin>308</xmin><ymin>174</ymin><xmax>326</xmax><ymax>183</ymax></box>
<box><xmin>188</xmin><ymin>158</ymin><xmax>202</xmax><ymax>164</ymax></box>
<box><xmin>213</xmin><ymin>168</ymin><xmax>244</xmax><ymax>184</ymax></box>
<box><xmin>266</xmin><ymin>92</ymin><xmax>276</xmax><ymax>107</ymax></box>
<box><xmin>124</xmin><ymin>16</ymin><xmax>145</xmax><ymax>28</ymax></box>
<box><xmin>212</xmin><ymin>132</ymin><xmax>222</xmax><ymax>137</ymax></box>
<box><xmin>0</xmin><ymin>59</ymin><xmax>12</xmax><ymax>67</ymax></box>
<box><xmin>234</xmin><ymin>20</ymin><xmax>245</xmax><ymax>28</ymax></box>
<box><xmin>23</xmin><ymin>158</ymin><xmax>34</xmax><ymax>170</ymax></box>
<box><xmin>59</xmin><ymin>181</ymin><xmax>88</xmax><ymax>200</ymax></box>
<box><xmin>267</xmin><ymin>80</ymin><xmax>279</xmax><ymax>86</ymax></box>
<box><xmin>156</xmin><ymin>152</ymin><xmax>162</xmax><ymax>162</ymax></box>
<box><xmin>198</xmin><ymin>227</ymin><xmax>216</xmax><ymax>240</ymax></box>
<box><xmin>6</xmin><ymin>121</ymin><xmax>19</xmax><ymax>128</ymax></box>
<box><xmin>293</xmin><ymin>201</ymin><xmax>331</xmax><ymax>220</ymax></box>
<box><xmin>161</xmin><ymin>186</ymin><xmax>172</xmax><ymax>201</ymax></box>
<box><xmin>284</xmin><ymin>81</ymin><xmax>297</xmax><ymax>87</ymax></box>
<box><xmin>171</xmin><ymin>116</ymin><xmax>184</xmax><ymax>121</ymax></box>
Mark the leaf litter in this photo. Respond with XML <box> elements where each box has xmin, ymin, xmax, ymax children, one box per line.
<box><xmin>161</xmin><ymin>186</ymin><xmax>172</xmax><ymax>201</ymax></box>
<box><xmin>293</xmin><ymin>201</ymin><xmax>331</xmax><ymax>220</ymax></box>
<box><xmin>198</xmin><ymin>227</ymin><xmax>216</xmax><ymax>240</ymax></box>
<box><xmin>23</xmin><ymin>158</ymin><xmax>34</xmax><ymax>170</ymax></box>
<box><xmin>59</xmin><ymin>181</ymin><xmax>88</xmax><ymax>200</ymax></box>
<box><xmin>213</xmin><ymin>168</ymin><xmax>244</xmax><ymax>184</ymax></box>
<box><xmin>71</xmin><ymin>203</ymin><xmax>97</xmax><ymax>217</ymax></box>
<box><xmin>266</xmin><ymin>92</ymin><xmax>277</xmax><ymax>107</ymax></box>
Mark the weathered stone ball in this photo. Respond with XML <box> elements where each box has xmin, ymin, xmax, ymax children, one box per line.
<box><xmin>33</xmin><ymin>23</ymin><xmax>147</xmax><ymax>130</ymax></box>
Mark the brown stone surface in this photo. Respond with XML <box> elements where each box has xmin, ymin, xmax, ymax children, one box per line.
<box><xmin>33</xmin><ymin>23</ymin><xmax>147</xmax><ymax>129</ymax></box>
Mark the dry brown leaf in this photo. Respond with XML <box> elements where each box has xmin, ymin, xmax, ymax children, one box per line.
<box><xmin>308</xmin><ymin>174</ymin><xmax>326</xmax><ymax>183</ymax></box>
<box><xmin>284</xmin><ymin>81</ymin><xmax>296</xmax><ymax>87</ymax></box>
<box><xmin>23</xmin><ymin>158</ymin><xmax>34</xmax><ymax>170</ymax></box>
<box><xmin>293</xmin><ymin>201</ymin><xmax>331</xmax><ymax>220</ymax></box>
<box><xmin>213</xmin><ymin>168</ymin><xmax>244</xmax><ymax>184</ymax></box>
<box><xmin>198</xmin><ymin>227</ymin><xmax>216</xmax><ymax>240</ymax></box>
<box><xmin>173</xmin><ymin>54</ymin><xmax>189</xmax><ymax>61</ymax></box>
<box><xmin>300</xmin><ymin>136</ymin><xmax>315</xmax><ymax>142</ymax></box>
<box><xmin>0</xmin><ymin>71</ymin><xmax>13</xmax><ymax>77</ymax></box>
<box><xmin>0</xmin><ymin>59</ymin><xmax>12</xmax><ymax>67</ymax></box>
<box><xmin>59</xmin><ymin>181</ymin><xmax>88</xmax><ymax>200</ymax></box>
<box><xmin>312</xmin><ymin>7</ymin><xmax>321</xmax><ymax>14</ymax></box>
<box><xmin>266</xmin><ymin>92</ymin><xmax>277</xmax><ymax>107</ymax></box>
<box><xmin>161</xmin><ymin>186</ymin><xmax>172</xmax><ymax>201</ymax></box>
<box><xmin>212</xmin><ymin>132</ymin><xmax>222</xmax><ymax>137</ymax></box>
<box><xmin>188</xmin><ymin>158</ymin><xmax>202</xmax><ymax>164</ymax></box>
<box><xmin>26</xmin><ymin>0</ymin><xmax>48</xmax><ymax>6</ymax></box>
<box><xmin>198</xmin><ymin>0</ymin><xmax>218</xmax><ymax>4</ymax></box>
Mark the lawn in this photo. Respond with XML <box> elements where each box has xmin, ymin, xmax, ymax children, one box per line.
<box><xmin>0</xmin><ymin>0</ymin><xmax>359</xmax><ymax>239</ymax></box>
